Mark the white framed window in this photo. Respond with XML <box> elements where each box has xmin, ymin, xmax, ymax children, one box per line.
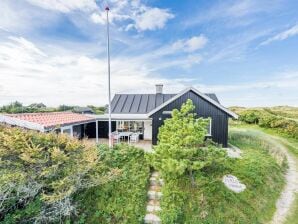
<box><xmin>61</xmin><ymin>126</ymin><xmax>73</xmax><ymax>137</ymax></box>
<box><xmin>206</xmin><ymin>118</ymin><xmax>212</xmax><ymax>136</ymax></box>
<box><xmin>162</xmin><ymin>111</ymin><xmax>172</xmax><ymax>115</ymax></box>
<box><xmin>116</xmin><ymin>121</ymin><xmax>144</xmax><ymax>134</ymax></box>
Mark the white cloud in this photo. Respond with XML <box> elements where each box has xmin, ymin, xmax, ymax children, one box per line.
<box><xmin>260</xmin><ymin>24</ymin><xmax>298</xmax><ymax>45</ymax></box>
<box><xmin>90</xmin><ymin>1</ymin><xmax>174</xmax><ymax>31</ymax></box>
<box><xmin>0</xmin><ymin>36</ymin><xmax>186</xmax><ymax>106</ymax></box>
<box><xmin>0</xmin><ymin>36</ymin><xmax>297</xmax><ymax>107</ymax></box>
<box><xmin>131</xmin><ymin>8</ymin><xmax>174</xmax><ymax>31</ymax></box>
<box><xmin>26</xmin><ymin>0</ymin><xmax>97</xmax><ymax>13</ymax></box>
<box><xmin>172</xmin><ymin>35</ymin><xmax>208</xmax><ymax>53</ymax></box>
<box><xmin>90</xmin><ymin>12</ymin><xmax>105</xmax><ymax>24</ymax></box>
<box><xmin>0</xmin><ymin>0</ymin><xmax>56</xmax><ymax>33</ymax></box>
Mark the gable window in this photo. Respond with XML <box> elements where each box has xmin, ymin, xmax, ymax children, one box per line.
<box><xmin>162</xmin><ymin>111</ymin><xmax>172</xmax><ymax>115</ymax></box>
<box><xmin>206</xmin><ymin>118</ymin><xmax>212</xmax><ymax>136</ymax></box>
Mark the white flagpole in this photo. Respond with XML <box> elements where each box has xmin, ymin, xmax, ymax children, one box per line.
<box><xmin>105</xmin><ymin>6</ymin><xmax>112</xmax><ymax>148</ymax></box>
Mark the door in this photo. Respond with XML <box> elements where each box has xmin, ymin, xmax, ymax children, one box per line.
<box><xmin>143</xmin><ymin>120</ymin><xmax>152</xmax><ymax>140</ymax></box>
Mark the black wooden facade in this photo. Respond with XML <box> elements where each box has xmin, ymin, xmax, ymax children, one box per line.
<box><xmin>150</xmin><ymin>90</ymin><xmax>230</xmax><ymax>147</ymax></box>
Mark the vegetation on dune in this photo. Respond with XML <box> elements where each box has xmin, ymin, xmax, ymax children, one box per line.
<box><xmin>230</xmin><ymin>106</ymin><xmax>298</xmax><ymax>140</ymax></box>
<box><xmin>148</xmin><ymin>101</ymin><xmax>286</xmax><ymax>224</ymax></box>
<box><xmin>230</xmin><ymin>106</ymin><xmax>298</xmax><ymax>224</ymax></box>
<box><xmin>74</xmin><ymin>144</ymin><xmax>150</xmax><ymax>224</ymax></box>
<box><xmin>157</xmin><ymin>130</ymin><xmax>285</xmax><ymax>224</ymax></box>
<box><xmin>0</xmin><ymin>125</ymin><xmax>119</xmax><ymax>223</ymax></box>
<box><xmin>0</xmin><ymin>125</ymin><xmax>150</xmax><ymax>224</ymax></box>
<box><xmin>1</xmin><ymin>102</ymin><xmax>294</xmax><ymax>224</ymax></box>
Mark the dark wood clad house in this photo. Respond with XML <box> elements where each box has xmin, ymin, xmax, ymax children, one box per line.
<box><xmin>96</xmin><ymin>84</ymin><xmax>237</xmax><ymax>147</ymax></box>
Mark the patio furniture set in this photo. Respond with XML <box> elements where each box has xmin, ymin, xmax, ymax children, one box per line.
<box><xmin>111</xmin><ymin>131</ymin><xmax>140</xmax><ymax>144</ymax></box>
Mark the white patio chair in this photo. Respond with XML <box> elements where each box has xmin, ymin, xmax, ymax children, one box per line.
<box><xmin>111</xmin><ymin>132</ymin><xmax>120</xmax><ymax>144</ymax></box>
<box><xmin>129</xmin><ymin>133</ymin><xmax>139</xmax><ymax>143</ymax></box>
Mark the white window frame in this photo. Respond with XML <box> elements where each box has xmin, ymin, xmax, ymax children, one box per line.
<box><xmin>162</xmin><ymin>111</ymin><xmax>172</xmax><ymax>115</ymax></box>
<box><xmin>61</xmin><ymin>125</ymin><xmax>73</xmax><ymax>137</ymax></box>
<box><xmin>206</xmin><ymin>118</ymin><xmax>212</xmax><ymax>136</ymax></box>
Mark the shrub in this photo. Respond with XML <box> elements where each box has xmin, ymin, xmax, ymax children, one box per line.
<box><xmin>0</xmin><ymin>125</ymin><xmax>117</xmax><ymax>223</ymax></box>
<box><xmin>74</xmin><ymin>144</ymin><xmax>150</xmax><ymax>224</ymax></box>
<box><xmin>238</xmin><ymin>108</ymin><xmax>298</xmax><ymax>140</ymax></box>
<box><xmin>239</xmin><ymin>110</ymin><xmax>261</xmax><ymax>124</ymax></box>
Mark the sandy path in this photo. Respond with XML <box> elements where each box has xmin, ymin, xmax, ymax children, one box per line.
<box><xmin>267</xmin><ymin>135</ymin><xmax>298</xmax><ymax>224</ymax></box>
<box><xmin>236</xmin><ymin>128</ymin><xmax>298</xmax><ymax>224</ymax></box>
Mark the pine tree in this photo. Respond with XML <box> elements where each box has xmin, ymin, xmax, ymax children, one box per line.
<box><xmin>151</xmin><ymin>99</ymin><xmax>226</xmax><ymax>186</ymax></box>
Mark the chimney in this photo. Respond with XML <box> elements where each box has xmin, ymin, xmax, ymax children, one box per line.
<box><xmin>155</xmin><ymin>84</ymin><xmax>163</xmax><ymax>94</ymax></box>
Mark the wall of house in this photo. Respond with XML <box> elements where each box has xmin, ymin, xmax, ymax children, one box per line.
<box><xmin>150</xmin><ymin>90</ymin><xmax>230</xmax><ymax>147</ymax></box>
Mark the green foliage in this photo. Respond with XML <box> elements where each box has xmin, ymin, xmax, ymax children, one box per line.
<box><xmin>158</xmin><ymin>129</ymin><xmax>286</xmax><ymax>223</ymax></box>
<box><xmin>1</xmin><ymin>197</ymin><xmax>42</xmax><ymax>224</ymax></box>
<box><xmin>239</xmin><ymin>110</ymin><xmax>261</xmax><ymax>124</ymax></box>
<box><xmin>238</xmin><ymin>108</ymin><xmax>298</xmax><ymax>140</ymax></box>
<box><xmin>87</xmin><ymin>105</ymin><xmax>106</xmax><ymax>114</ymax></box>
<box><xmin>0</xmin><ymin>125</ymin><xmax>116</xmax><ymax>223</ymax></box>
<box><xmin>149</xmin><ymin>99</ymin><xmax>229</xmax><ymax>223</ymax></box>
<box><xmin>74</xmin><ymin>144</ymin><xmax>150</xmax><ymax>224</ymax></box>
<box><xmin>150</xmin><ymin>99</ymin><xmax>227</xmax><ymax>182</ymax></box>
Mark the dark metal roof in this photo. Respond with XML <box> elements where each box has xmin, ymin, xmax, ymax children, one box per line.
<box><xmin>73</xmin><ymin>107</ymin><xmax>94</xmax><ymax>114</ymax></box>
<box><xmin>205</xmin><ymin>93</ymin><xmax>220</xmax><ymax>104</ymax></box>
<box><xmin>111</xmin><ymin>92</ymin><xmax>220</xmax><ymax>114</ymax></box>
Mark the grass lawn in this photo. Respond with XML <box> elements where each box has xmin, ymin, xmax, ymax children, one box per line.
<box><xmin>230</xmin><ymin>124</ymin><xmax>298</xmax><ymax>224</ymax></box>
<box><xmin>73</xmin><ymin>144</ymin><xmax>150</xmax><ymax>224</ymax></box>
<box><xmin>159</xmin><ymin>129</ymin><xmax>286</xmax><ymax>224</ymax></box>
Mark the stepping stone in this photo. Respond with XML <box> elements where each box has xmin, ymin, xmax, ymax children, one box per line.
<box><xmin>148</xmin><ymin>199</ymin><xmax>160</xmax><ymax>206</ymax></box>
<box><xmin>147</xmin><ymin>204</ymin><xmax>161</xmax><ymax>213</ymax></box>
<box><xmin>152</xmin><ymin>171</ymin><xmax>160</xmax><ymax>177</ymax></box>
<box><xmin>148</xmin><ymin>191</ymin><xmax>163</xmax><ymax>200</ymax></box>
<box><xmin>149</xmin><ymin>185</ymin><xmax>161</xmax><ymax>192</ymax></box>
<box><xmin>150</xmin><ymin>177</ymin><xmax>164</xmax><ymax>186</ymax></box>
<box><xmin>144</xmin><ymin>213</ymin><xmax>161</xmax><ymax>224</ymax></box>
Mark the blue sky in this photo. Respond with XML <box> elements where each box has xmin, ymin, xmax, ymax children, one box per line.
<box><xmin>0</xmin><ymin>0</ymin><xmax>297</xmax><ymax>107</ymax></box>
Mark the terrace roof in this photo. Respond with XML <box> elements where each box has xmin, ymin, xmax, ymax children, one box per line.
<box><xmin>0</xmin><ymin>112</ymin><xmax>95</xmax><ymax>131</ymax></box>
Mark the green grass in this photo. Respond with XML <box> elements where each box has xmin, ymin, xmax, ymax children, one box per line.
<box><xmin>73</xmin><ymin>144</ymin><xmax>150</xmax><ymax>224</ymax></box>
<box><xmin>230</xmin><ymin>124</ymin><xmax>298</xmax><ymax>224</ymax></box>
<box><xmin>159</xmin><ymin>130</ymin><xmax>286</xmax><ymax>224</ymax></box>
<box><xmin>284</xmin><ymin>194</ymin><xmax>298</xmax><ymax>224</ymax></box>
<box><xmin>230</xmin><ymin>122</ymin><xmax>298</xmax><ymax>157</ymax></box>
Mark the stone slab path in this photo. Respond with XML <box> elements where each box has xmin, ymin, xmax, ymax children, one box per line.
<box><xmin>144</xmin><ymin>171</ymin><xmax>163</xmax><ymax>224</ymax></box>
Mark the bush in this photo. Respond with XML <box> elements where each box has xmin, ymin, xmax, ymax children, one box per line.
<box><xmin>0</xmin><ymin>125</ymin><xmax>117</xmax><ymax>223</ymax></box>
<box><xmin>74</xmin><ymin>144</ymin><xmax>150</xmax><ymax>224</ymax></box>
<box><xmin>239</xmin><ymin>110</ymin><xmax>261</xmax><ymax>124</ymax></box>
<box><xmin>238</xmin><ymin>109</ymin><xmax>298</xmax><ymax>140</ymax></box>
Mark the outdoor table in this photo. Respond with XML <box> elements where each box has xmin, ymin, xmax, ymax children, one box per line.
<box><xmin>118</xmin><ymin>131</ymin><xmax>133</xmax><ymax>143</ymax></box>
